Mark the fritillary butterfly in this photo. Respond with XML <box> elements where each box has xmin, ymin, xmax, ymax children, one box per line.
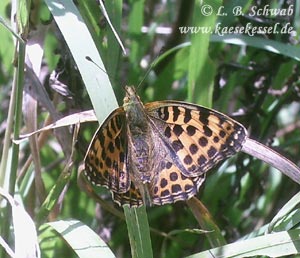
<box><xmin>84</xmin><ymin>86</ymin><xmax>247</xmax><ymax>206</ymax></box>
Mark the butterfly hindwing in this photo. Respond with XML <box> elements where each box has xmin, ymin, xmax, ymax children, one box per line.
<box><xmin>151</xmin><ymin>159</ymin><xmax>206</xmax><ymax>205</ymax></box>
<box><xmin>112</xmin><ymin>181</ymin><xmax>143</xmax><ymax>206</ymax></box>
<box><xmin>113</xmin><ymin>158</ymin><xmax>206</xmax><ymax>206</ymax></box>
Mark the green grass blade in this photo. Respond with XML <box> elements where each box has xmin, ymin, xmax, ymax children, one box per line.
<box><xmin>268</xmin><ymin>191</ymin><xmax>300</xmax><ymax>232</ymax></box>
<box><xmin>187</xmin><ymin>0</ymin><xmax>221</xmax><ymax>106</ymax></box>
<box><xmin>124</xmin><ymin>205</ymin><xmax>153</xmax><ymax>258</ymax></box>
<box><xmin>0</xmin><ymin>16</ymin><xmax>25</xmax><ymax>43</ymax></box>
<box><xmin>211</xmin><ymin>34</ymin><xmax>300</xmax><ymax>61</ymax></box>
<box><xmin>46</xmin><ymin>219</ymin><xmax>116</xmax><ymax>258</ymax></box>
<box><xmin>44</xmin><ymin>0</ymin><xmax>118</xmax><ymax>124</ymax></box>
<box><xmin>185</xmin><ymin>229</ymin><xmax>300</xmax><ymax>258</ymax></box>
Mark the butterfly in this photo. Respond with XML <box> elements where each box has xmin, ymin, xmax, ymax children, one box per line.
<box><xmin>84</xmin><ymin>86</ymin><xmax>247</xmax><ymax>207</ymax></box>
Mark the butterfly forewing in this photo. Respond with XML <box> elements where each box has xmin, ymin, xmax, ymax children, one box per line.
<box><xmin>146</xmin><ymin>101</ymin><xmax>247</xmax><ymax>177</ymax></box>
<box><xmin>84</xmin><ymin>108</ymin><xmax>130</xmax><ymax>193</ymax></box>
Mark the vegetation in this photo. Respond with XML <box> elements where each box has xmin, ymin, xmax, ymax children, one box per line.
<box><xmin>0</xmin><ymin>1</ymin><xmax>300</xmax><ymax>257</ymax></box>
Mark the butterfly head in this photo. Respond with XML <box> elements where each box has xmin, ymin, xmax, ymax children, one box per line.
<box><xmin>124</xmin><ymin>86</ymin><xmax>140</xmax><ymax>103</ymax></box>
<box><xmin>123</xmin><ymin>86</ymin><xmax>144</xmax><ymax>113</ymax></box>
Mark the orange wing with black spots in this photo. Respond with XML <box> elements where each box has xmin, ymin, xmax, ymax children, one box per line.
<box><xmin>150</xmin><ymin>160</ymin><xmax>205</xmax><ymax>205</ymax></box>
<box><xmin>84</xmin><ymin>86</ymin><xmax>247</xmax><ymax>207</ymax></box>
<box><xmin>84</xmin><ymin>108</ymin><xmax>130</xmax><ymax>193</ymax></box>
<box><xmin>113</xmin><ymin>181</ymin><xmax>143</xmax><ymax>206</ymax></box>
<box><xmin>112</xmin><ymin>159</ymin><xmax>205</xmax><ymax>206</ymax></box>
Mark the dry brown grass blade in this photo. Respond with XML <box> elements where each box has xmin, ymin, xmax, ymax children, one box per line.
<box><xmin>23</xmin><ymin>93</ymin><xmax>46</xmax><ymax>203</ymax></box>
<box><xmin>186</xmin><ymin>197</ymin><xmax>226</xmax><ymax>248</ymax></box>
<box><xmin>17</xmin><ymin>110</ymin><xmax>97</xmax><ymax>141</ymax></box>
<box><xmin>242</xmin><ymin>138</ymin><xmax>300</xmax><ymax>184</ymax></box>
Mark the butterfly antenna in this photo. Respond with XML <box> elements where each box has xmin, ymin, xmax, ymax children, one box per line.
<box><xmin>136</xmin><ymin>56</ymin><xmax>159</xmax><ymax>90</ymax></box>
<box><xmin>85</xmin><ymin>56</ymin><xmax>107</xmax><ymax>75</ymax></box>
<box><xmin>97</xmin><ymin>0</ymin><xmax>126</xmax><ymax>55</ymax></box>
<box><xmin>86</xmin><ymin>56</ymin><xmax>128</xmax><ymax>96</ymax></box>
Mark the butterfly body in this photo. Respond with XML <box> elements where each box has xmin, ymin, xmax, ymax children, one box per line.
<box><xmin>84</xmin><ymin>86</ymin><xmax>247</xmax><ymax>206</ymax></box>
<box><xmin>123</xmin><ymin>86</ymin><xmax>156</xmax><ymax>205</ymax></box>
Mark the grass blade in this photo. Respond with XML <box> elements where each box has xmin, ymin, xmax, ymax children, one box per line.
<box><xmin>44</xmin><ymin>0</ymin><xmax>118</xmax><ymax>124</ymax></box>
<box><xmin>124</xmin><ymin>205</ymin><xmax>153</xmax><ymax>258</ymax></box>
<box><xmin>242</xmin><ymin>138</ymin><xmax>300</xmax><ymax>184</ymax></box>
<box><xmin>46</xmin><ymin>219</ymin><xmax>116</xmax><ymax>258</ymax></box>
<box><xmin>187</xmin><ymin>0</ymin><xmax>221</xmax><ymax>106</ymax></box>
<box><xmin>186</xmin><ymin>229</ymin><xmax>300</xmax><ymax>258</ymax></box>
